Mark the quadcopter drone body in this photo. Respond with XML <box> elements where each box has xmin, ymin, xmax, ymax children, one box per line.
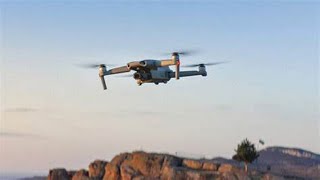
<box><xmin>99</xmin><ymin>53</ymin><xmax>210</xmax><ymax>89</ymax></box>
<box><xmin>80</xmin><ymin>51</ymin><xmax>226</xmax><ymax>90</ymax></box>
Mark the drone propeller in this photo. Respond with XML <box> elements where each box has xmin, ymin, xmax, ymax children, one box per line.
<box><xmin>182</xmin><ymin>61</ymin><xmax>228</xmax><ymax>67</ymax></box>
<box><xmin>162</xmin><ymin>50</ymin><xmax>195</xmax><ymax>79</ymax></box>
<box><xmin>172</xmin><ymin>50</ymin><xmax>194</xmax><ymax>56</ymax></box>
<box><xmin>75</xmin><ymin>63</ymin><xmax>115</xmax><ymax>69</ymax></box>
<box><xmin>162</xmin><ymin>49</ymin><xmax>198</xmax><ymax>56</ymax></box>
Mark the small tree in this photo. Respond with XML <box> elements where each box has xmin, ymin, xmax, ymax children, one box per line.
<box><xmin>232</xmin><ymin>138</ymin><xmax>259</xmax><ymax>173</ymax></box>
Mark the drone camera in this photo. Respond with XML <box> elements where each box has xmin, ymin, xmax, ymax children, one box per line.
<box><xmin>133</xmin><ymin>72</ymin><xmax>141</xmax><ymax>80</ymax></box>
<box><xmin>127</xmin><ymin>61</ymin><xmax>142</xmax><ymax>69</ymax></box>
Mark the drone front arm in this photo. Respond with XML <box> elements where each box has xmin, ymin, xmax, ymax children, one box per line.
<box><xmin>105</xmin><ymin>66</ymin><xmax>130</xmax><ymax>75</ymax></box>
<box><xmin>98</xmin><ymin>65</ymin><xmax>130</xmax><ymax>90</ymax></box>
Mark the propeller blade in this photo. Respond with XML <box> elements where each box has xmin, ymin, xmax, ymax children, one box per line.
<box><xmin>175</xmin><ymin>50</ymin><xmax>196</xmax><ymax>56</ymax></box>
<box><xmin>161</xmin><ymin>49</ymin><xmax>198</xmax><ymax>56</ymax></box>
<box><xmin>182</xmin><ymin>61</ymin><xmax>229</xmax><ymax>67</ymax></box>
<box><xmin>75</xmin><ymin>63</ymin><xmax>116</xmax><ymax>69</ymax></box>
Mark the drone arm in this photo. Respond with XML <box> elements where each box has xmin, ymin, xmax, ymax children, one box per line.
<box><xmin>105</xmin><ymin>66</ymin><xmax>130</xmax><ymax>75</ymax></box>
<box><xmin>169</xmin><ymin>70</ymin><xmax>206</xmax><ymax>78</ymax></box>
<box><xmin>98</xmin><ymin>66</ymin><xmax>130</xmax><ymax>90</ymax></box>
<box><xmin>158</xmin><ymin>59</ymin><xmax>175</xmax><ymax>67</ymax></box>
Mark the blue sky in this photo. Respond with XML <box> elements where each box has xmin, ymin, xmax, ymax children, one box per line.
<box><xmin>0</xmin><ymin>0</ymin><xmax>319</xmax><ymax>174</ymax></box>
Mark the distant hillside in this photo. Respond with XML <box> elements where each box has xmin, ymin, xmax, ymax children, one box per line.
<box><xmin>258</xmin><ymin>146</ymin><xmax>319</xmax><ymax>179</ymax></box>
<box><xmin>212</xmin><ymin>146</ymin><xmax>320</xmax><ymax>179</ymax></box>
<box><xmin>259</xmin><ymin>146</ymin><xmax>320</xmax><ymax>166</ymax></box>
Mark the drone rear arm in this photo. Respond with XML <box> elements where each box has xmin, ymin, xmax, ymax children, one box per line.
<box><xmin>169</xmin><ymin>70</ymin><xmax>206</xmax><ymax>78</ymax></box>
<box><xmin>158</xmin><ymin>59</ymin><xmax>175</xmax><ymax>67</ymax></box>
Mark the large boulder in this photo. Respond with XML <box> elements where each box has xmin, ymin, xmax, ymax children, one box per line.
<box><xmin>182</xmin><ymin>159</ymin><xmax>203</xmax><ymax>170</ymax></box>
<box><xmin>182</xmin><ymin>159</ymin><xmax>220</xmax><ymax>172</ymax></box>
<box><xmin>218</xmin><ymin>163</ymin><xmax>240</xmax><ymax>173</ymax></box>
<box><xmin>89</xmin><ymin>160</ymin><xmax>108</xmax><ymax>179</ymax></box>
<box><xmin>202</xmin><ymin>161</ymin><xmax>219</xmax><ymax>171</ymax></box>
<box><xmin>121</xmin><ymin>151</ymin><xmax>164</xmax><ymax>177</ymax></box>
<box><xmin>103</xmin><ymin>163</ymin><xmax>120</xmax><ymax>180</ymax></box>
<box><xmin>48</xmin><ymin>168</ymin><xmax>69</xmax><ymax>180</ymax></box>
<box><xmin>103</xmin><ymin>151</ymin><xmax>182</xmax><ymax>180</ymax></box>
<box><xmin>72</xmin><ymin>169</ymin><xmax>89</xmax><ymax>180</ymax></box>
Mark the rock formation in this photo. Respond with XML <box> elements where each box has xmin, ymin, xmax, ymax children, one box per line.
<box><xmin>72</xmin><ymin>169</ymin><xmax>89</xmax><ymax>180</ymax></box>
<box><xmin>89</xmin><ymin>160</ymin><xmax>108</xmax><ymax>179</ymax></box>
<box><xmin>48</xmin><ymin>151</ymin><xmax>291</xmax><ymax>180</ymax></box>
<box><xmin>48</xmin><ymin>168</ymin><xmax>69</xmax><ymax>180</ymax></box>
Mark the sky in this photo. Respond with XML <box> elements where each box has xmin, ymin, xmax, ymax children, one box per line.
<box><xmin>0</xmin><ymin>0</ymin><xmax>319</xmax><ymax>175</ymax></box>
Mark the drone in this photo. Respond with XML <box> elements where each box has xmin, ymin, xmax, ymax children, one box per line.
<box><xmin>79</xmin><ymin>51</ymin><xmax>226</xmax><ymax>90</ymax></box>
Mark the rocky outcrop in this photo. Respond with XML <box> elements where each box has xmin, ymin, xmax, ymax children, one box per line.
<box><xmin>182</xmin><ymin>159</ymin><xmax>220</xmax><ymax>171</ymax></box>
<box><xmin>48</xmin><ymin>168</ymin><xmax>69</xmax><ymax>180</ymax></box>
<box><xmin>48</xmin><ymin>150</ymin><xmax>318</xmax><ymax>180</ymax></box>
<box><xmin>202</xmin><ymin>161</ymin><xmax>219</xmax><ymax>171</ymax></box>
<box><xmin>104</xmin><ymin>163</ymin><xmax>121</xmax><ymax>180</ymax></box>
<box><xmin>89</xmin><ymin>160</ymin><xmax>108</xmax><ymax>179</ymax></box>
<box><xmin>182</xmin><ymin>159</ymin><xmax>203</xmax><ymax>170</ymax></box>
<box><xmin>72</xmin><ymin>169</ymin><xmax>89</xmax><ymax>180</ymax></box>
<box><xmin>103</xmin><ymin>151</ymin><xmax>183</xmax><ymax>180</ymax></box>
<box><xmin>218</xmin><ymin>164</ymin><xmax>240</xmax><ymax>173</ymax></box>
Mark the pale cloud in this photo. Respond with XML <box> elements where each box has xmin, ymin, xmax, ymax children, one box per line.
<box><xmin>0</xmin><ymin>132</ymin><xmax>43</xmax><ymax>139</ymax></box>
<box><xmin>4</xmin><ymin>107</ymin><xmax>38</xmax><ymax>113</ymax></box>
